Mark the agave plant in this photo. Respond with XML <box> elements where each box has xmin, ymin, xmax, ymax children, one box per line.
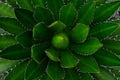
<box><xmin>0</xmin><ymin>0</ymin><xmax>120</xmax><ymax>80</ymax></box>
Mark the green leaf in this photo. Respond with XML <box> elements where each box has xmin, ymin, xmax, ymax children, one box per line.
<box><xmin>63</xmin><ymin>0</ymin><xmax>69</xmax><ymax>4</ymax></box>
<box><xmin>40</xmin><ymin>73</ymin><xmax>51</xmax><ymax>80</ymax></box>
<box><xmin>77</xmin><ymin>56</ymin><xmax>99</xmax><ymax>73</ymax></box>
<box><xmin>64</xmin><ymin>69</ymin><xmax>80</xmax><ymax>80</ymax></box>
<box><xmin>70</xmin><ymin>23</ymin><xmax>89</xmax><ymax>43</ymax></box>
<box><xmin>78</xmin><ymin>1</ymin><xmax>95</xmax><ymax>25</ymax></box>
<box><xmin>88</xmin><ymin>0</ymin><xmax>106</xmax><ymax>6</ymax></box>
<box><xmin>92</xmin><ymin>67</ymin><xmax>116</xmax><ymax>80</ymax></box>
<box><xmin>47</xmin><ymin>0</ymin><xmax>63</xmax><ymax>20</ymax></box>
<box><xmin>102</xmin><ymin>40</ymin><xmax>120</xmax><ymax>54</ymax></box>
<box><xmin>5</xmin><ymin>60</ymin><xmax>28</xmax><ymax>80</ymax></box>
<box><xmin>17</xmin><ymin>0</ymin><xmax>33</xmax><ymax>11</ymax></box>
<box><xmin>94</xmin><ymin>49</ymin><xmax>120</xmax><ymax>66</ymax></box>
<box><xmin>80</xmin><ymin>73</ymin><xmax>93</xmax><ymax>80</ymax></box>
<box><xmin>16</xmin><ymin>31</ymin><xmax>32</xmax><ymax>47</ymax></box>
<box><xmin>0</xmin><ymin>35</ymin><xmax>17</xmax><ymax>50</ymax></box>
<box><xmin>0</xmin><ymin>17</ymin><xmax>25</xmax><ymax>35</ymax></box>
<box><xmin>59</xmin><ymin>4</ymin><xmax>77</xmax><ymax>27</ymax></box>
<box><xmin>71</xmin><ymin>38</ymin><xmax>103</xmax><ymax>55</ymax></box>
<box><xmin>45</xmin><ymin>48</ymin><xmax>60</xmax><ymax>62</ymax></box>
<box><xmin>46</xmin><ymin>61</ymin><xmax>65</xmax><ymax>80</ymax></box>
<box><xmin>15</xmin><ymin>8</ymin><xmax>36</xmax><ymax>29</ymax></box>
<box><xmin>31</xmin><ymin>43</ymin><xmax>48</xmax><ymax>64</ymax></box>
<box><xmin>25</xmin><ymin>58</ymin><xmax>48</xmax><ymax>80</ymax></box>
<box><xmin>31</xmin><ymin>0</ymin><xmax>46</xmax><ymax>8</ymax></box>
<box><xmin>60</xmin><ymin>50</ymin><xmax>79</xmax><ymax>68</ymax></box>
<box><xmin>34</xmin><ymin>7</ymin><xmax>54</xmax><ymax>25</ymax></box>
<box><xmin>90</xmin><ymin>23</ymin><xmax>118</xmax><ymax>39</ymax></box>
<box><xmin>0</xmin><ymin>2</ymin><xmax>15</xmax><ymax>18</ymax></box>
<box><xmin>94</xmin><ymin>1</ymin><xmax>120</xmax><ymax>23</ymax></box>
<box><xmin>0</xmin><ymin>44</ymin><xmax>31</xmax><ymax>60</ymax></box>
<box><xmin>6</xmin><ymin>0</ymin><xmax>18</xmax><ymax>7</ymax></box>
<box><xmin>0</xmin><ymin>58</ymin><xmax>18</xmax><ymax>73</ymax></box>
<box><xmin>33</xmin><ymin>22</ymin><xmax>49</xmax><ymax>40</ymax></box>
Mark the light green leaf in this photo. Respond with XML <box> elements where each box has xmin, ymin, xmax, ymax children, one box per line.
<box><xmin>5</xmin><ymin>60</ymin><xmax>28</xmax><ymax>80</ymax></box>
<box><xmin>0</xmin><ymin>44</ymin><xmax>31</xmax><ymax>60</ymax></box>
<box><xmin>71</xmin><ymin>38</ymin><xmax>103</xmax><ymax>55</ymax></box>
<box><xmin>25</xmin><ymin>58</ymin><xmax>48</xmax><ymax>80</ymax></box>
<box><xmin>94</xmin><ymin>49</ymin><xmax>120</xmax><ymax>66</ymax></box>
<box><xmin>78</xmin><ymin>1</ymin><xmax>95</xmax><ymax>25</ymax></box>
<box><xmin>77</xmin><ymin>56</ymin><xmax>99</xmax><ymax>73</ymax></box>
<box><xmin>0</xmin><ymin>17</ymin><xmax>25</xmax><ymax>35</ymax></box>
<box><xmin>60</xmin><ymin>50</ymin><xmax>79</xmax><ymax>68</ymax></box>
<box><xmin>94</xmin><ymin>1</ymin><xmax>120</xmax><ymax>23</ymax></box>
<box><xmin>31</xmin><ymin>0</ymin><xmax>46</xmax><ymax>8</ymax></box>
<box><xmin>59</xmin><ymin>3</ymin><xmax>77</xmax><ymax>27</ymax></box>
<box><xmin>46</xmin><ymin>61</ymin><xmax>65</xmax><ymax>80</ymax></box>
<box><xmin>80</xmin><ymin>73</ymin><xmax>93</xmax><ymax>80</ymax></box>
<box><xmin>70</xmin><ymin>23</ymin><xmax>89</xmax><ymax>43</ymax></box>
<box><xmin>0</xmin><ymin>35</ymin><xmax>17</xmax><ymax>50</ymax></box>
<box><xmin>90</xmin><ymin>23</ymin><xmax>118</xmax><ymax>39</ymax></box>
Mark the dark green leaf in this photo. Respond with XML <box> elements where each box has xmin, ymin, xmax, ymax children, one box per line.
<box><xmin>59</xmin><ymin>4</ymin><xmax>77</xmax><ymax>27</ymax></box>
<box><xmin>17</xmin><ymin>0</ymin><xmax>33</xmax><ymax>11</ymax></box>
<box><xmin>78</xmin><ymin>1</ymin><xmax>95</xmax><ymax>25</ymax></box>
<box><xmin>88</xmin><ymin>0</ymin><xmax>106</xmax><ymax>6</ymax></box>
<box><xmin>63</xmin><ymin>0</ymin><xmax>69</xmax><ymax>4</ymax></box>
<box><xmin>94</xmin><ymin>1</ymin><xmax>120</xmax><ymax>23</ymax></box>
<box><xmin>15</xmin><ymin>31</ymin><xmax>32</xmax><ymax>47</ymax></box>
<box><xmin>31</xmin><ymin>43</ymin><xmax>48</xmax><ymax>64</ymax></box>
<box><xmin>0</xmin><ymin>44</ymin><xmax>31</xmax><ymax>60</ymax></box>
<box><xmin>70</xmin><ymin>23</ymin><xmax>89</xmax><ymax>43</ymax></box>
<box><xmin>64</xmin><ymin>69</ymin><xmax>80</xmax><ymax>80</ymax></box>
<box><xmin>0</xmin><ymin>35</ymin><xmax>17</xmax><ymax>50</ymax></box>
<box><xmin>5</xmin><ymin>60</ymin><xmax>28</xmax><ymax>80</ymax></box>
<box><xmin>15</xmin><ymin>8</ymin><xmax>36</xmax><ymax>29</ymax></box>
<box><xmin>60</xmin><ymin>50</ymin><xmax>79</xmax><ymax>68</ymax></box>
<box><xmin>0</xmin><ymin>17</ymin><xmax>25</xmax><ymax>35</ymax></box>
<box><xmin>77</xmin><ymin>56</ymin><xmax>99</xmax><ymax>73</ymax></box>
<box><xmin>71</xmin><ymin>38</ymin><xmax>103</xmax><ymax>55</ymax></box>
<box><xmin>6</xmin><ymin>0</ymin><xmax>18</xmax><ymax>7</ymax></box>
<box><xmin>25</xmin><ymin>58</ymin><xmax>48</xmax><ymax>80</ymax></box>
<box><xmin>47</xmin><ymin>0</ymin><xmax>63</xmax><ymax>20</ymax></box>
<box><xmin>31</xmin><ymin>0</ymin><xmax>46</xmax><ymax>8</ymax></box>
<box><xmin>92</xmin><ymin>67</ymin><xmax>116</xmax><ymax>80</ymax></box>
<box><xmin>34</xmin><ymin>7</ymin><xmax>54</xmax><ymax>25</ymax></box>
<box><xmin>90</xmin><ymin>23</ymin><xmax>118</xmax><ymax>39</ymax></box>
<box><xmin>94</xmin><ymin>49</ymin><xmax>120</xmax><ymax>66</ymax></box>
<box><xmin>80</xmin><ymin>73</ymin><xmax>93</xmax><ymax>80</ymax></box>
<box><xmin>46</xmin><ymin>61</ymin><xmax>65</xmax><ymax>80</ymax></box>
<box><xmin>40</xmin><ymin>73</ymin><xmax>51</xmax><ymax>80</ymax></box>
<box><xmin>33</xmin><ymin>22</ymin><xmax>48</xmax><ymax>40</ymax></box>
<box><xmin>0</xmin><ymin>2</ymin><xmax>15</xmax><ymax>18</ymax></box>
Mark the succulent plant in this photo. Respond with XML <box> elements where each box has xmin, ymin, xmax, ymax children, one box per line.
<box><xmin>0</xmin><ymin>0</ymin><xmax>120</xmax><ymax>80</ymax></box>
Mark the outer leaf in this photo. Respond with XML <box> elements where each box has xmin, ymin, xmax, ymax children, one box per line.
<box><xmin>0</xmin><ymin>58</ymin><xmax>17</xmax><ymax>73</ymax></box>
<box><xmin>71</xmin><ymin>38</ymin><xmax>103</xmax><ymax>55</ymax></box>
<box><xmin>0</xmin><ymin>44</ymin><xmax>31</xmax><ymax>60</ymax></box>
<box><xmin>0</xmin><ymin>2</ymin><xmax>15</xmax><ymax>18</ymax></box>
<box><xmin>6</xmin><ymin>0</ymin><xmax>18</xmax><ymax>7</ymax></box>
<box><xmin>90</xmin><ymin>23</ymin><xmax>118</xmax><ymax>39</ymax></box>
<box><xmin>31</xmin><ymin>43</ymin><xmax>48</xmax><ymax>64</ymax></box>
<box><xmin>31</xmin><ymin>0</ymin><xmax>46</xmax><ymax>8</ymax></box>
<box><xmin>70</xmin><ymin>23</ymin><xmax>89</xmax><ymax>43</ymax></box>
<box><xmin>16</xmin><ymin>31</ymin><xmax>33</xmax><ymax>47</ymax></box>
<box><xmin>0</xmin><ymin>17</ymin><xmax>25</xmax><ymax>35</ymax></box>
<box><xmin>46</xmin><ymin>61</ymin><xmax>65</xmax><ymax>80</ymax></box>
<box><xmin>102</xmin><ymin>40</ymin><xmax>120</xmax><ymax>54</ymax></box>
<box><xmin>64</xmin><ymin>69</ymin><xmax>80</xmax><ymax>80</ymax></box>
<box><xmin>92</xmin><ymin>67</ymin><xmax>116</xmax><ymax>80</ymax></box>
<box><xmin>94</xmin><ymin>49</ymin><xmax>120</xmax><ymax>66</ymax></box>
<box><xmin>59</xmin><ymin>4</ymin><xmax>77</xmax><ymax>27</ymax></box>
<box><xmin>77</xmin><ymin>56</ymin><xmax>99</xmax><ymax>73</ymax></box>
<box><xmin>60</xmin><ymin>50</ymin><xmax>79</xmax><ymax>68</ymax></box>
<box><xmin>0</xmin><ymin>35</ymin><xmax>17</xmax><ymax>50</ymax></box>
<box><xmin>80</xmin><ymin>73</ymin><xmax>93</xmax><ymax>80</ymax></box>
<box><xmin>17</xmin><ymin>0</ymin><xmax>33</xmax><ymax>11</ymax></box>
<box><xmin>25</xmin><ymin>58</ymin><xmax>48</xmax><ymax>80</ymax></box>
<box><xmin>94</xmin><ymin>1</ymin><xmax>120</xmax><ymax>22</ymax></box>
<box><xmin>34</xmin><ymin>7</ymin><xmax>54</xmax><ymax>25</ymax></box>
<box><xmin>78</xmin><ymin>1</ymin><xmax>95</xmax><ymax>25</ymax></box>
<box><xmin>33</xmin><ymin>22</ymin><xmax>48</xmax><ymax>40</ymax></box>
<box><xmin>5</xmin><ymin>60</ymin><xmax>28</xmax><ymax>80</ymax></box>
<box><xmin>47</xmin><ymin>0</ymin><xmax>63</xmax><ymax>20</ymax></box>
<box><xmin>15</xmin><ymin>8</ymin><xmax>36</xmax><ymax>29</ymax></box>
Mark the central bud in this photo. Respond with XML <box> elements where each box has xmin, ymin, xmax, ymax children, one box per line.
<box><xmin>52</xmin><ymin>33</ymin><xmax>69</xmax><ymax>49</ymax></box>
